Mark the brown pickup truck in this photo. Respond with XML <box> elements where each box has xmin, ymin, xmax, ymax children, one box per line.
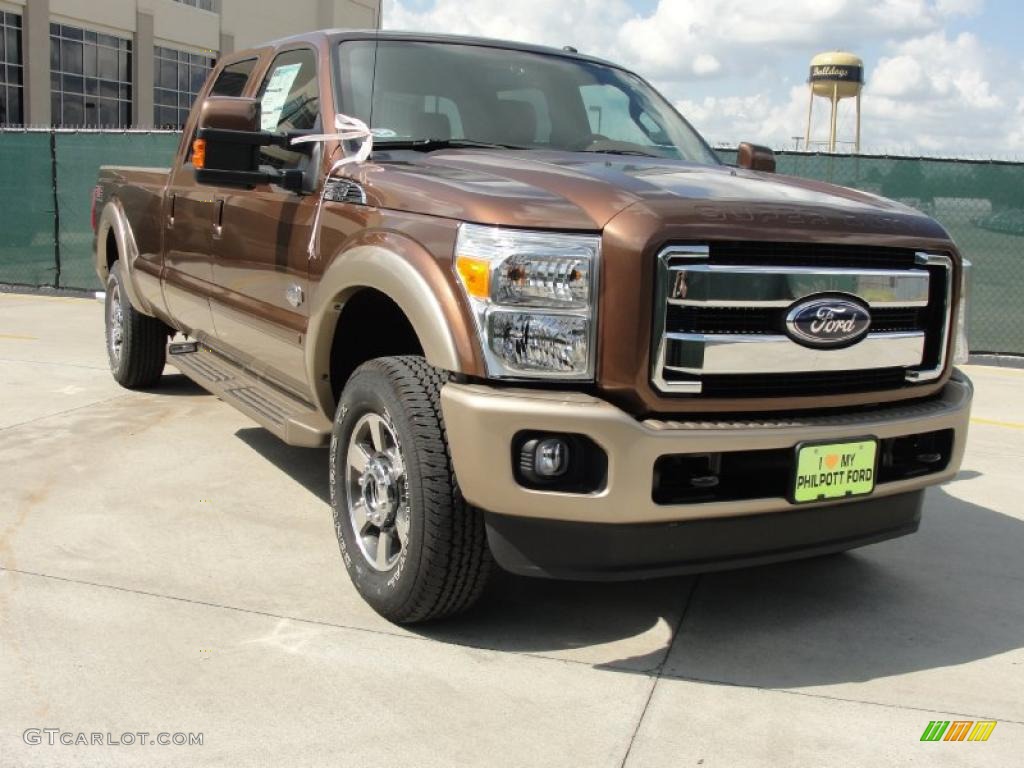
<box><xmin>93</xmin><ymin>30</ymin><xmax>973</xmax><ymax>623</ymax></box>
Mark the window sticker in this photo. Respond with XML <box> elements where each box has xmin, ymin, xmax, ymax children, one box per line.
<box><xmin>260</xmin><ymin>63</ymin><xmax>302</xmax><ymax>131</ymax></box>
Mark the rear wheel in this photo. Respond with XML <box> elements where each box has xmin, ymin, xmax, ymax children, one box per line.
<box><xmin>330</xmin><ymin>356</ymin><xmax>493</xmax><ymax>624</ymax></box>
<box><xmin>105</xmin><ymin>261</ymin><xmax>168</xmax><ymax>388</ymax></box>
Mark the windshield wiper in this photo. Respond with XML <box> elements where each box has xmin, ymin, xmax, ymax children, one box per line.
<box><xmin>373</xmin><ymin>137</ymin><xmax>532</xmax><ymax>152</ymax></box>
<box><xmin>578</xmin><ymin>148</ymin><xmax>663</xmax><ymax>158</ymax></box>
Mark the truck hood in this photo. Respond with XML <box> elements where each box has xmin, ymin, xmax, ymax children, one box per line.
<box><xmin>359</xmin><ymin>149</ymin><xmax>949</xmax><ymax>240</ymax></box>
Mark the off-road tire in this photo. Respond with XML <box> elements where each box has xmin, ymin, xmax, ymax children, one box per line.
<box><xmin>331</xmin><ymin>355</ymin><xmax>493</xmax><ymax>623</ymax></box>
<box><xmin>105</xmin><ymin>261</ymin><xmax>168</xmax><ymax>388</ymax></box>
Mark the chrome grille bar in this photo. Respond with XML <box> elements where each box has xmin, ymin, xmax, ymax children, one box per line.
<box><xmin>666</xmin><ymin>264</ymin><xmax>930</xmax><ymax>308</ymax></box>
<box><xmin>906</xmin><ymin>252</ymin><xmax>954</xmax><ymax>383</ymax></box>
<box><xmin>661</xmin><ymin>331</ymin><xmax>925</xmax><ymax>375</ymax></box>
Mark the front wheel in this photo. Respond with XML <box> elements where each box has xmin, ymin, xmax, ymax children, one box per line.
<box><xmin>104</xmin><ymin>261</ymin><xmax>169</xmax><ymax>388</ymax></box>
<box><xmin>330</xmin><ymin>356</ymin><xmax>492</xmax><ymax>624</ymax></box>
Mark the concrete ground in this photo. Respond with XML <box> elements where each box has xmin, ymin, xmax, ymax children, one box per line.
<box><xmin>1</xmin><ymin>291</ymin><xmax>1022</xmax><ymax>767</ymax></box>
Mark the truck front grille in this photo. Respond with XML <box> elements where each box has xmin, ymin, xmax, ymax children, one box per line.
<box><xmin>651</xmin><ymin>243</ymin><xmax>954</xmax><ymax>397</ymax></box>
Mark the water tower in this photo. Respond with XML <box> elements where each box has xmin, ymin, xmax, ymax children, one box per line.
<box><xmin>804</xmin><ymin>52</ymin><xmax>864</xmax><ymax>153</ymax></box>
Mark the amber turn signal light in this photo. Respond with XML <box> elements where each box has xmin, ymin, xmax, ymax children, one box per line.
<box><xmin>456</xmin><ymin>255</ymin><xmax>490</xmax><ymax>299</ymax></box>
<box><xmin>192</xmin><ymin>138</ymin><xmax>207</xmax><ymax>169</ymax></box>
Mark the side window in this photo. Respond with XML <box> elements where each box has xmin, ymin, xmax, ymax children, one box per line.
<box><xmin>210</xmin><ymin>58</ymin><xmax>257</xmax><ymax>97</ymax></box>
<box><xmin>256</xmin><ymin>48</ymin><xmax>320</xmax><ymax>169</ymax></box>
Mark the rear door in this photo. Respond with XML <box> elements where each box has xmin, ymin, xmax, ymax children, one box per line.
<box><xmin>208</xmin><ymin>47</ymin><xmax>323</xmax><ymax>395</ymax></box>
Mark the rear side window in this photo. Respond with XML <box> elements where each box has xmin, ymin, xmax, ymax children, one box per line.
<box><xmin>210</xmin><ymin>58</ymin><xmax>257</xmax><ymax>97</ymax></box>
<box><xmin>183</xmin><ymin>58</ymin><xmax>258</xmax><ymax>164</ymax></box>
<box><xmin>256</xmin><ymin>48</ymin><xmax>320</xmax><ymax>169</ymax></box>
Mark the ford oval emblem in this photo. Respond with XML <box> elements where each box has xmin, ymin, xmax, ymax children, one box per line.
<box><xmin>785</xmin><ymin>296</ymin><xmax>871</xmax><ymax>348</ymax></box>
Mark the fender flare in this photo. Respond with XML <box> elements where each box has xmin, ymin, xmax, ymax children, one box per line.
<box><xmin>306</xmin><ymin>240</ymin><xmax>478</xmax><ymax>416</ymax></box>
<box><xmin>95</xmin><ymin>200</ymin><xmax>153</xmax><ymax>315</ymax></box>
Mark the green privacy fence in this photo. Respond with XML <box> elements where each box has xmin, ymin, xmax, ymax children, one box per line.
<box><xmin>0</xmin><ymin>130</ymin><xmax>180</xmax><ymax>291</ymax></box>
<box><xmin>715</xmin><ymin>149</ymin><xmax>1024</xmax><ymax>356</ymax></box>
<box><xmin>54</xmin><ymin>132</ymin><xmax>182</xmax><ymax>289</ymax></box>
<box><xmin>0</xmin><ymin>132</ymin><xmax>56</xmax><ymax>288</ymax></box>
<box><xmin>0</xmin><ymin>132</ymin><xmax>1020</xmax><ymax>356</ymax></box>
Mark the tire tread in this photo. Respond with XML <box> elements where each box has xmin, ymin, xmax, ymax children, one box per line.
<box><xmin>342</xmin><ymin>355</ymin><xmax>493</xmax><ymax>623</ymax></box>
<box><xmin>107</xmin><ymin>262</ymin><xmax>167</xmax><ymax>388</ymax></box>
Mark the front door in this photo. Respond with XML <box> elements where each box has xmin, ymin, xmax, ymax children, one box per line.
<box><xmin>161</xmin><ymin>56</ymin><xmax>262</xmax><ymax>343</ymax></box>
<box><xmin>208</xmin><ymin>47</ymin><xmax>322</xmax><ymax>396</ymax></box>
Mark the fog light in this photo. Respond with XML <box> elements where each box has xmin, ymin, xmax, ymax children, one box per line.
<box><xmin>535</xmin><ymin>438</ymin><xmax>569</xmax><ymax>478</ymax></box>
<box><xmin>513</xmin><ymin>432</ymin><xmax>608</xmax><ymax>493</ymax></box>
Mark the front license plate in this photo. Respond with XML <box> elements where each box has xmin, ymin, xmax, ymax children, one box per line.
<box><xmin>792</xmin><ymin>439</ymin><xmax>878</xmax><ymax>504</ymax></box>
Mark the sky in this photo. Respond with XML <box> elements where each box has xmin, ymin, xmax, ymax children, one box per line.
<box><xmin>381</xmin><ymin>0</ymin><xmax>1024</xmax><ymax>156</ymax></box>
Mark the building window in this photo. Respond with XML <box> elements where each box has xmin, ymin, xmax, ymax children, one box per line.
<box><xmin>50</xmin><ymin>24</ymin><xmax>132</xmax><ymax>127</ymax></box>
<box><xmin>0</xmin><ymin>12</ymin><xmax>23</xmax><ymax>125</ymax></box>
<box><xmin>154</xmin><ymin>46</ymin><xmax>214</xmax><ymax>129</ymax></box>
<box><xmin>172</xmin><ymin>0</ymin><xmax>217</xmax><ymax>11</ymax></box>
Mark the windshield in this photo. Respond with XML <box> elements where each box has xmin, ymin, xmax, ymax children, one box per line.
<box><xmin>336</xmin><ymin>40</ymin><xmax>719</xmax><ymax>164</ymax></box>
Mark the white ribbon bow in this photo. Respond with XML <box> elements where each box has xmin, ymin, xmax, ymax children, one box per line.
<box><xmin>291</xmin><ymin>114</ymin><xmax>374</xmax><ymax>260</ymax></box>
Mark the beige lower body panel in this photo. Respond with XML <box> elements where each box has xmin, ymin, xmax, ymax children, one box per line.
<box><xmin>441</xmin><ymin>374</ymin><xmax>972</xmax><ymax>525</ymax></box>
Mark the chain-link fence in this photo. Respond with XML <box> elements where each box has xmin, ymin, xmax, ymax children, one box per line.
<box><xmin>54</xmin><ymin>132</ymin><xmax>182</xmax><ymax>289</ymax></box>
<box><xmin>0</xmin><ymin>129</ymin><xmax>180</xmax><ymax>290</ymax></box>
<box><xmin>0</xmin><ymin>132</ymin><xmax>57</xmax><ymax>288</ymax></box>
<box><xmin>716</xmin><ymin>149</ymin><xmax>1024</xmax><ymax>356</ymax></box>
<box><xmin>0</xmin><ymin>133</ymin><xmax>1020</xmax><ymax>355</ymax></box>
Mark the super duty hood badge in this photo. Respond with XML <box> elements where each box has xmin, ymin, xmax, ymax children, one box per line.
<box><xmin>785</xmin><ymin>296</ymin><xmax>871</xmax><ymax>348</ymax></box>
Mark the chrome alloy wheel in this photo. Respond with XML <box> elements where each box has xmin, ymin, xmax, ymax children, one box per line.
<box><xmin>106</xmin><ymin>282</ymin><xmax>125</xmax><ymax>366</ymax></box>
<box><xmin>345</xmin><ymin>412</ymin><xmax>410</xmax><ymax>572</ymax></box>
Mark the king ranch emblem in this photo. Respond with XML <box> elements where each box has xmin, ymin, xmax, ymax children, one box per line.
<box><xmin>785</xmin><ymin>296</ymin><xmax>871</xmax><ymax>348</ymax></box>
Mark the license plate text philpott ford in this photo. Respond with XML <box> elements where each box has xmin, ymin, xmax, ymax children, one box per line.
<box><xmin>793</xmin><ymin>439</ymin><xmax>878</xmax><ymax>503</ymax></box>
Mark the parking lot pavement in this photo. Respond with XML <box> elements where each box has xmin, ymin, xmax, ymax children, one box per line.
<box><xmin>1</xmin><ymin>292</ymin><xmax>1021</xmax><ymax>767</ymax></box>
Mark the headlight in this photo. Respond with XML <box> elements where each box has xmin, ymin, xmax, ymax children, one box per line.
<box><xmin>454</xmin><ymin>223</ymin><xmax>600</xmax><ymax>380</ymax></box>
<box><xmin>953</xmin><ymin>258</ymin><xmax>971</xmax><ymax>365</ymax></box>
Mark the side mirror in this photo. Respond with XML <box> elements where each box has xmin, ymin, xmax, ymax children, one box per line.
<box><xmin>193</xmin><ymin>97</ymin><xmax>304</xmax><ymax>191</ymax></box>
<box><xmin>737</xmin><ymin>142</ymin><xmax>776</xmax><ymax>173</ymax></box>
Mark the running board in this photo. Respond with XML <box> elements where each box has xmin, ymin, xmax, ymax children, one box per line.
<box><xmin>168</xmin><ymin>345</ymin><xmax>331</xmax><ymax>448</ymax></box>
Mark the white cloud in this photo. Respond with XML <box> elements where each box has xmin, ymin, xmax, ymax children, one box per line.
<box><xmin>692</xmin><ymin>53</ymin><xmax>721</xmax><ymax>76</ymax></box>
<box><xmin>935</xmin><ymin>0</ymin><xmax>983</xmax><ymax>15</ymax></box>
<box><xmin>864</xmin><ymin>32</ymin><xmax>1015</xmax><ymax>151</ymax></box>
<box><xmin>384</xmin><ymin>0</ymin><xmax>632</xmax><ymax>53</ymax></box>
<box><xmin>675</xmin><ymin>87</ymin><xmax>810</xmax><ymax>149</ymax></box>
<box><xmin>871</xmin><ymin>55</ymin><xmax>925</xmax><ymax>97</ymax></box>
<box><xmin>383</xmin><ymin>0</ymin><xmax>1021</xmax><ymax>154</ymax></box>
<box><xmin>606</xmin><ymin>0</ymin><xmax>960</xmax><ymax>84</ymax></box>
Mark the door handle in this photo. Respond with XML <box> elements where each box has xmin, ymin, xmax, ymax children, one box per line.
<box><xmin>213</xmin><ymin>199</ymin><xmax>224</xmax><ymax>239</ymax></box>
<box><xmin>167</xmin><ymin>193</ymin><xmax>175</xmax><ymax>229</ymax></box>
